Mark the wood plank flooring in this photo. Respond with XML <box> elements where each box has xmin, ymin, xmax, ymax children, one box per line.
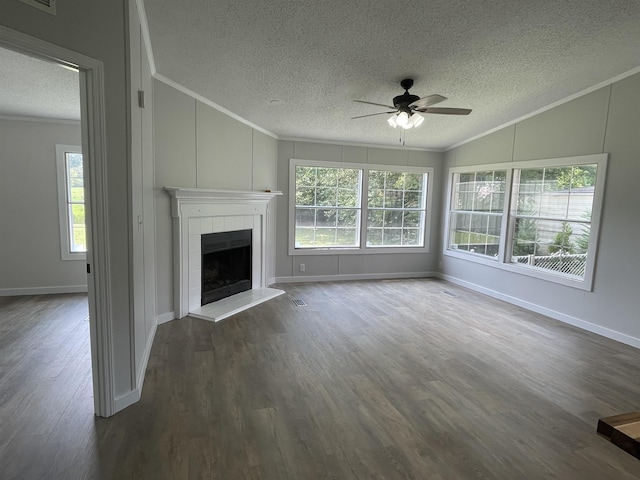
<box><xmin>0</xmin><ymin>293</ymin><xmax>96</xmax><ymax>479</ymax></box>
<box><xmin>2</xmin><ymin>280</ymin><xmax>640</xmax><ymax>479</ymax></box>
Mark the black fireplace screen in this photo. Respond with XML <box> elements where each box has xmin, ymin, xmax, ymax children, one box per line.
<box><xmin>201</xmin><ymin>229</ymin><xmax>252</xmax><ymax>306</ymax></box>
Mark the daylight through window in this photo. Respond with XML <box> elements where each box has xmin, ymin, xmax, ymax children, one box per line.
<box><xmin>294</xmin><ymin>165</ymin><xmax>362</xmax><ymax>248</ymax></box>
<box><xmin>56</xmin><ymin>145</ymin><xmax>86</xmax><ymax>259</ymax></box>
<box><xmin>367</xmin><ymin>170</ymin><xmax>426</xmax><ymax>247</ymax></box>
<box><xmin>448</xmin><ymin>170</ymin><xmax>506</xmax><ymax>257</ymax></box>
<box><xmin>445</xmin><ymin>154</ymin><xmax>606</xmax><ymax>289</ymax></box>
<box><xmin>291</xmin><ymin>160</ymin><xmax>432</xmax><ymax>254</ymax></box>
<box><xmin>511</xmin><ymin>164</ymin><xmax>597</xmax><ymax>278</ymax></box>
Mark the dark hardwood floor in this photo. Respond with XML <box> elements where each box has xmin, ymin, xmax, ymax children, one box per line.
<box><xmin>1</xmin><ymin>280</ymin><xmax>640</xmax><ymax>479</ymax></box>
<box><xmin>0</xmin><ymin>293</ymin><xmax>96</xmax><ymax>478</ymax></box>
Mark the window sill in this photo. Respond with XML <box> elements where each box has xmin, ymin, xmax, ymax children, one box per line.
<box><xmin>289</xmin><ymin>245</ymin><xmax>430</xmax><ymax>256</ymax></box>
<box><xmin>61</xmin><ymin>252</ymin><xmax>87</xmax><ymax>261</ymax></box>
<box><xmin>443</xmin><ymin>248</ymin><xmax>593</xmax><ymax>291</ymax></box>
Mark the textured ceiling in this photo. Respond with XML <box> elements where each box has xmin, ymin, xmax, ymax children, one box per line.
<box><xmin>145</xmin><ymin>0</ymin><xmax>640</xmax><ymax>149</ymax></box>
<box><xmin>0</xmin><ymin>46</ymin><xmax>80</xmax><ymax>121</ymax></box>
<box><xmin>2</xmin><ymin>2</ymin><xmax>639</xmax><ymax>149</ymax></box>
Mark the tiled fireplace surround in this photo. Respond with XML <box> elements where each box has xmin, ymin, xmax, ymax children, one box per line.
<box><xmin>166</xmin><ymin>187</ymin><xmax>284</xmax><ymax>321</ymax></box>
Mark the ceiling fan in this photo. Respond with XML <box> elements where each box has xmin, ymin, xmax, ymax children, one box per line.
<box><xmin>353</xmin><ymin>78</ymin><xmax>471</xmax><ymax>129</ymax></box>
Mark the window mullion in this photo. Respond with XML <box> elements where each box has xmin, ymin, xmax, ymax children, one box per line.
<box><xmin>360</xmin><ymin>168</ymin><xmax>368</xmax><ymax>249</ymax></box>
<box><xmin>421</xmin><ymin>176</ymin><xmax>427</xmax><ymax>246</ymax></box>
<box><xmin>65</xmin><ymin>159</ymin><xmax>73</xmax><ymax>203</ymax></box>
<box><xmin>499</xmin><ymin>168</ymin><xmax>515</xmax><ymax>263</ymax></box>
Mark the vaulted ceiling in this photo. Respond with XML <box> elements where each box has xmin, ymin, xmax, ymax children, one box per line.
<box><xmin>143</xmin><ymin>0</ymin><xmax>640</xmax><ymax>149</ymax></box>
<box><xmin>2</xmin><ymin>1</ymin><xmax>640</xmax><ymax>150</ymax></box>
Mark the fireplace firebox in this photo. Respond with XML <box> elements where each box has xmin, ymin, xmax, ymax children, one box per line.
<box><xmin>201</xmin><ymin>229</ymin><xmax>252</xmax><ymax>306</ymax></box>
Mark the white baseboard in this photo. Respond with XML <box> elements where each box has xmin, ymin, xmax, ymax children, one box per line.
<box><xmin>157</xmin><ymin>311</ymin><xmax>176</xmax><ymax>324</ymax></box>
<box><xmin>114</xmin><ymin>314</ymin><xmax>159</xmax><ymax>414</ymax></box>
<box><xmin>135</xmin><ymin>317</ymin><xmax>158</xmax><ymax>391</ymax></box>
<box><xmin>0</xmin><ymin>285</ymin><xmax>88</xmax><ymax>296</ymax></box>
<box><xmin>114</xmin><ymin>388</ymin><xmax>140</xmax><ymax>413</ymax></box>
<box><xmin>438</xmin><ymin>273</ymin><xmax>640</xmax><ymax>350</ymax></box>
<box><xmin>274</xmin><ymin>271</ymin><xmax>436</xmax><ymax>284</ymax></box>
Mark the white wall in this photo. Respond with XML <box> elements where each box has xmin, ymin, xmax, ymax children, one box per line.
<box><xmin>0</xmin><ymin>118</ymin><xmax>86</xmax><ymax>294</ymax></box>
<box><xmin>126</xmin><ymin>0</ymin><xmax>157</xmax><ymax>408</ymax></box>
<box><xmin>1</xmin><ymin>0</ymin><xmax>136</xmax><ymax>401</ymax></box>
<box><xmin>275</xmin><ymin>140</ymin><xmax>444</xmax><ymax>281</ymax></box>
<box><xmin>153</xmin><ymin>79</ymin><xmax>278</xmax><ymax>320</ymax></box>
<box><xmin>441</xmin><ymin>73</ymin><xmax>640</xmax><ymax>347</ymax></box>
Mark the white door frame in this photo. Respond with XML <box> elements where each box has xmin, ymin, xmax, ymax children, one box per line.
<box><xmin>0</xmin><ymin>26</ymin><xmax>115</xmax><ymax>417</ymax></box>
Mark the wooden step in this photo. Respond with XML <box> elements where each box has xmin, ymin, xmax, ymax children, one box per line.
<box><xmin>597</xmin><ymin>412</ymin><xmax>640</xmax><ymax>460</ymax></box>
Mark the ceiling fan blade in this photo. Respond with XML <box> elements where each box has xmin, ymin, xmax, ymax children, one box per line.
<box><xmin>419</xmin><ymin>107</ymin><xmax>472</xmax><ymax>115</ymax></box>
<box><xmin>352</xmin><ymin>111</ymin><xmax>396</xmax><ymax>119</ymax></box>
<box><xmin>409</xmin><ymin>94</ymin><xmax>447</xmax><ymax>110</ymax></box>
<box><xmin>353</xmin><ymin>100</ymin><xmax>396</xmax><ymax>109</ymax></box>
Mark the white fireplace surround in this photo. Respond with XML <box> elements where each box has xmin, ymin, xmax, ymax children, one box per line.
<box><xmin>166</xmin><ymin>187</ymin><xmax>284</xmax><ymax>321</ymax></box>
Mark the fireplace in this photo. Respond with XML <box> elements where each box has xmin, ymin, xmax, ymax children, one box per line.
<box><xmin>201</xmin><ymin>229</ymin><xmax>252</xmax><ymax>305</ymax></box>
<box><xmin>165</xmin><ymin>187</ymin><xmax>284</xmax><ymax>322</ymax></box>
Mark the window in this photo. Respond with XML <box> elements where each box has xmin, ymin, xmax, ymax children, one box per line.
<box><xmin>445</xmin><ymin>154</ymin><xmax>607</xmax><ymax>290</ymax></box>
<box><xmin>290</xmin><ymin>159</ymin><xmax>432</xmax><ymax>254</ymax></box>
<box><xmin>56</xmin><ymin>145</ymin><xmax>86</xmax><ymax>260</ymax></box>
<box><xmin>448</xmin><ymin>170</ymin><xmax>507</xmax><ymax>258</ymax></box>
<box><xmin>511</xmin><ymin>164</ymin><xmax>597</xmax><ymax>278</ymax></box>
<box><xmin>294</xmin><ymin>165</ymin><xmax>362</xmax><ymax>248</ymax></box>
<box><xmin>367</xmin><ymin>170</ymin><xmax>426</xmax><ymax>247</ymax></box>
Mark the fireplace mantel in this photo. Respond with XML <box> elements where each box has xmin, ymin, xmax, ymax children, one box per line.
<box><xmin>165</xmin><ymin>187</ymin><xmax>282</xmax><ymax>216</ymax></box>
<box><xmin>165</xmin><ymin>187</ymin><xmax>283</xmax><ymax>321</ymax></box>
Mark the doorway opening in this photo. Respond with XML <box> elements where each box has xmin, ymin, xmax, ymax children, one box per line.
<box><xmin>0</xmin><ymin>26</ymin><xmax>114</xmax><ymax>417</ymax></box>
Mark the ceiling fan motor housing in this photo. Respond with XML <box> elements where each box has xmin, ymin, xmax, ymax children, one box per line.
<box><xmin>393</xmin><ymin>92</ymin><xmax>420</xmax><ymax>109</ymax></box>
<box><xmin>394</xmin><ymin>79</ymin><xmax>419</xmax><ymax>108</ymax></box>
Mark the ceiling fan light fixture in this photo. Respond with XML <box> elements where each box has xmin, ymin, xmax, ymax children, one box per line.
<box><xmin>396</xmin><ymin>111</ymin><xmax>410</xmax><ymax>127</ymax></box>
<box><xmin>387</xmin><ymin>111</ymin><xmax>423</xmax><ymax>130</ymax></box>
<box><xmin>387</xmin><ymin>111</ymin><xmax>424</xmax><ymax>130</ymax></box>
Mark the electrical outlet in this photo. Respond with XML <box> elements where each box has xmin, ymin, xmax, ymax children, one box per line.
<box><xmin>438</xmin><ymin>261</ymin><xmax>443</xmax><ymax>269</ymax></box>
<box><xmin>299</xmin><ymin>263</ymin><xmax>306</xmax><ymax>272</ymax></box>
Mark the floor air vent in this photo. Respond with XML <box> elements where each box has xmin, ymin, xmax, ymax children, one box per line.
<box><xmin>442</xmin><ymin>290</ymin><xmax>459</xmax><ymax>298</ymax></box>
<box><xmin>292</xmin><ymin>299</ymin><xmax>307</xmax><ymax>307</ymax></box>
<box><xmin>20</xmin><ymin>0</ymin><xmax>56</xmax><ymax>15</ymax></box>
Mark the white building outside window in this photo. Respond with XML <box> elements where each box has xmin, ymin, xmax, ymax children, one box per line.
<box><xmin>445</xmin><ymin>153</ymin><xmax>607</xmax><ymax>290</ymax></box>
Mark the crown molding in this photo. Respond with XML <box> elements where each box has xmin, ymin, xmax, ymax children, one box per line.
<box><xmin>135</xmin><ymin>0</ymin><xmax>156</xmax><ymax>75</ymax></box>
<box><xmin>0</xmin><ymin>114</ymin><xmax>81</xmax><ymax>125</ymax></box>
<box><xmin>278</xmin><ymin>135</ymin><xmax>445</xmax><ymax>152</ymax></box>
<box><xmin>153</xmin><ymin>73</ymin><xmax>278</xmax><ymax>139</ymax></box>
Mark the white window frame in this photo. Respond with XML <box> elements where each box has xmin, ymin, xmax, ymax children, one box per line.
<box><xmin>56</xmin><ymin>144</ymin><xmax>86</xmax><ymax>261</ymax></box>
<box><xmin>447</xmin><ymin>168</ymin><xmax>511</xmax><ymax>260</ymax></box>
<box><xmin>444</xmin><ymin>153</ymin><xmax>607</xmax><ymax>291</ymax></box>
<box><xmin>289</xmin><ymin>159</ymin><xmax>434</xmax><ymax>255</ymax></box>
